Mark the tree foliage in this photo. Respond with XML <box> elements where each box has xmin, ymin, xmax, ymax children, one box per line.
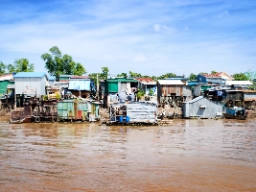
<box><xmin>7</xmin><ymin>58</ymin><xmax>34</xmax><ymax>73</ymax></box>
<box><xmin>129</xmin><ymin>71</ymin><xmax>142</xmax><ymax>78</ymax></box>
<box><xmin>41</xmin><ymin>46</ymin><xmax>86</xmax><ymax>79</ymax></box>
<box><xmin>0</xmin><ymin>61</ymin><xmax>6</xmax><ymax>75</ymax></box>
<box><xmin>244</xmin><ymin>71</ymin><xmax>256</xmax><ymax>81</ymax></box>
<box><xmin>188</xmin><ymin>73</ymin><xmax>197</xmax><ymax>81</ymax></box>
<box><xmin>136</xmin><ymin>89</ymin><xmax>145</xmax><ymax>100</ymax></box>
<box><xmin>232</xmin><ymin>73</ymin><xmax>249</xmax><ymax>81</ymax></box>
<box><xmin>117</xmin><ymin>73</ymin><xmax>127</xmax><ymax>78</ymax></box>
<box><xmin>88</xmin><ymin>67</ymin><xmax>109</xmax><ymax>88</ymax></box>
<box><xmin>157</xmin><ymin>72</ymin><xmax>176</xmax><ymax>80</ymax></box>
<box><xmin>100</xmin><ymin>67</ymin><xmax>109</xmax><ymax>80</ymax></box>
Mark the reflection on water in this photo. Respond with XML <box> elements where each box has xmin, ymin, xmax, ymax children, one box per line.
<box><xmin>1</xmin><ymin>117</ymin><xmax>256</xmax><ymax>191</ymax></box>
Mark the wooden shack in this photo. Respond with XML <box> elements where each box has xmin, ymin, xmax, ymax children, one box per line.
<box><xmin>157</xmin><ymin>78</ymin><xmax>191</xmax><ymax>107</ymax></box>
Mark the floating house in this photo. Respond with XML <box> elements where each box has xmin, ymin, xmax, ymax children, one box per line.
<box><xmin>57</xmin><ymin>99</ymin><xmax>100</xmax><ymax>122</ymax></box>
<box><xmin>194</xmin><ymin>72</ymin><xmax>233</xmax><ymax>96</ymax></box>
<box><xmin>0</xmin><ymin>74</ymin><xmax>15</xmax><ymax>111</ymax></box>
<box><xmin>14</xmin><ymin>72</ymin><xmax>49</xmax><ymax>97</ymax></box>
<box><xmin>104</xmin><ymin>77</ymin><xmax>138</xmax><ymax>108</ymax></box>
<box><xmin>48</xmin><ymin>76</ymin><xmax>56</xmax><ymax>86</ymax></box>
<box><xmin>136</xmin><ymin>77</ymin><xmax>157</xmax><ymax>96</ymax></box>
<box><xmin>68</xmin><ymin>76</ymin><xmax>91</xmax><ymax>98</ymax></box>
<box><xmin>157</xmin><ymin>76</ymin><xmax>192</xmax><ymax>106</ymax></box>
<box><xmin>108</xmin><ymin>101</ymin><xmax>158</xmax><ymax>125</ymax></box>
<box><xmin>183</xmin><ymin>96</ymin><xmax>223</xmax><ymax>118</ymax></box>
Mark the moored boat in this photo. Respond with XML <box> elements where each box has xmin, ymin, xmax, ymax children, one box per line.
<box><xmin>223</xmin><ymin>107</ymin><xmax>247</xmax><ymax>120</ymax></box>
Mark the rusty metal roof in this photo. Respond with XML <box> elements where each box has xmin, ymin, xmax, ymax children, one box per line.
<box><xmin>136</xmin><ymin>77</ymin><xmax>156</xmax><ymax>85</ymax></box>
<box><xmin>70</xmin><ymin>76</ymin><xmax>90</xmax><ymax>79</ymax></box>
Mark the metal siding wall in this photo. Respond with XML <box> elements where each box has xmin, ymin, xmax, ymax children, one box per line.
<box><xmin>188</xmin><ymin>98</ymin><xmax>223</xmax><ymax>118</ymax></box>
<box><xmin>0</xmin><ymin>81</ymin><xmax>9</xmax><ymax>94</ymax></box>
<box><xmin>183</xmin><ymin>103</ymin><xmax>190</xmax><ymax>117</ymax></box>
<box><xmin>244</xmin><ymin>93</ymin><xmax>256</xmax><ymax>100</ymax></box>
<box><xmin>126</xmin><ymin>103</ymin><xmax>157</xmax><ymax>123</ymax></box>
<box><xmin>108</xmin><ymin>82</ymin><xmax>118</xmax><ymax>92</ymax></box>
<box><xmin>182</xmin><ymin>87</ymin><xmax>192</xmax><ymax>96</ymax></box>
<box><xmin>57</xmin><ymin>100</ymin><xmax>74</xmax><ymax>118</ymax></box>
<box><xmin>15</xmin><ymin>77</ymin><xmax>46</xmax><ymax>96</ymax></box>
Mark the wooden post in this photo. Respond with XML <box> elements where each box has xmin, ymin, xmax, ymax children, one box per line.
<box><xmin>14</xmin><ymin>91</ymin><xmax>16</xmax><ymax>110</ymax></box>
<box><xmin>97</xmin><ymin>73</ymin><xmax>99</xmax><ymax>98</ymax></box>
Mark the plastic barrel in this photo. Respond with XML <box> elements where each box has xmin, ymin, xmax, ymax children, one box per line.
<box><xmin>126</xmin><ymin>116</ymin><xmax>130</xmax><ymax>122</ymax></box>
<box><xmin>119</xmin><ymin>116</ymin><xmax>123</xmax><ymax>122</ymax></box>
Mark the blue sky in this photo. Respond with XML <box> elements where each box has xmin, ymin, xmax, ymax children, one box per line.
<box><xmin>0</xmin><ymin>0</ymin><xmax>255</xmax><ymax>77</ymax></box>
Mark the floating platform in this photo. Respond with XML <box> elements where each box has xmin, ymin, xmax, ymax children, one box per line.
<box><xmin>105</xmin><ymin>121</ymin><xmax>158</xmax><ymax>126</ymax></box>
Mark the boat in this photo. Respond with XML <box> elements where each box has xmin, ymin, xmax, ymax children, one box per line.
<box><xmin>223</xmin><ymin>107</ymin><xmax>247</xmax><ymax>120</ymax></box>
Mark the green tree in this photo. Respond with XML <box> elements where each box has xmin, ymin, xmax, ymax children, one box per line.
<box><xmin>232</xmin><ymin>73</ymin><xmax>249</xmax><ymax>80</ymax></box>
<box><xmin>244</xmin><ymin>71</ymin><xmax>256</xmax><ymax>81</ymax></box>
<box><xmin>188</xmin><ymin>73</ymin><xmax>197</xmax><ymax>81</ymax></box>
<box><xmin>148</xmin><ymin>88</ymin><xmax>154</xmax><ymax>96</ymax></box>
<box><xmin>117</xmin><ymin>73</ymin><xmax>128</xmax><ymax>78</ymax></box>
<box><xmin>158</xmin><ymin>72</ymin><xmax>176</xmax><ymax>80</ymax></box>
<box><xmin>74</xmin><ymin>63</ymin><xmax>86</xmax><ymax>76</ymax></box>
<box><xmin>136</xmin><ymin>89</ymin><xmax>145</xmax><ymax>101</ymax></box>
<box><xmin>88</xmin><ymin>67</ymin><xmax>109</xmax><ymax>90</ymax></box>
<box><xmin>129</xmin><ymin>71</ymin><xmax>142</xmax><ymax>78</ymax></box>
<box><xmin>41</xmin><ymin>46</ymin><xmax>86</xmax><ymax>79</ymax></box>
<box><xmin>0</xmin><ymin>61</ymin><xmax>6</xmax><ymax>75</ymax></box>
<box><xmin>7</xmin><ymin>58</ymin><xmax>34</xmax><ymax>73</ymax></box>
<box><xmin>211</xmin><ymin>70</ymin><xmax>217</xmax><ymax>75</ymax></box>
<box><xmin>100</xmin><ymin>67</ymin><xmax>109</xmax><ymax>80</ymax></box>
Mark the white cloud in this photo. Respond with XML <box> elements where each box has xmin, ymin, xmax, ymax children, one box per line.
<box><xmin>0</xmin><ymin>0</ymin><xmax>255</xmax><ymax>76</ymax></box>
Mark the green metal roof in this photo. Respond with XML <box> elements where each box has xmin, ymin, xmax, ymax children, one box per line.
<box><xmin>105</xmin><ymin>77</ymin><xmax>138</xmax><ymax>83</ymax></box>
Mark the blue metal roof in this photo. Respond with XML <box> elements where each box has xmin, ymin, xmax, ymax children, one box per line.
<box><xmin>188</xmin><ymin>81</ymin><xmax>198</xmax><ymax>86</ymax></box>
<box><xmin>48</xmin><ymin>76</ymin><xmax>56</xmax><ymax>81</ymax></box>
<box><xmin>68</xmin><ymin>80</ymin><xmax>91</xmax><ymax>91</ymax></box>
<box><xmin>14</xmin><ymin>72</ymin><xmax>47</xmax><ymax>78</ymax></box>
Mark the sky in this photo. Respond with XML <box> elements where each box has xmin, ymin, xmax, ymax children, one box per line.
<box><xmin>0</xmin><ymin>0</ymin><xmax>255</xmax><ymax>77</ymax></box>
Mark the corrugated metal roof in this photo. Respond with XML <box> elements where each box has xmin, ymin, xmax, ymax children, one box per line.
<box><xmin>136</xmin><ymin>77</ymin><xmax>156</xmax><ymax>83</ymax></box>
<box><xmin>48</xmin><ymin>76</ymin><xmax>56</xmax><ymax>81</ymax></box>
<box><xmin>188</xmin><ymin>81</ymin><xmax>198</xmax><ymax>86</ymax></box>
<box><xmin>71</xmin><ymin>76</ymin><xmax>90</xmax><ymax>79</ymax></box>
<box><xmin>68</xmin><ymin>80</ymin><xmax>90</xmax><ymax>90</ymax></box>
<box><xmin>60</xmin><ymin>75</ymin><xmax>73</xmax><ymax>77</ymax></box>
<box><xmin>106</xmin><ymin>78</ymin><xmax>138</xmax><ymax>83</ymax></box>
<box><xmin>186</xmin><ymin>96</ymin><xmax>204</xmax><ymax>104</ymax></box>
<box><xmin>14</xmin><ymin>72</ymin><xmax>47</xmax><ymax>78</ymax></box>
<box><xmin>158</xmin><ymin>80</ymin><xmax>185</xmax><ymax>85</ymax></box>
<box><xmin>225</xmin><ymin>81</ymin><xmax>253</xmax><ymax>85</ymax></box>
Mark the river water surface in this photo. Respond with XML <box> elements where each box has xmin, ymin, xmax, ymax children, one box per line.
<box><xmin>1</xmin><ymin>117</ymin><xmax>256</xmax><ymax>191</ymax></box>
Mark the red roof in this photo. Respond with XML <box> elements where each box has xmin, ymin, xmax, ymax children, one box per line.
<box><xmin>136</xmin><ymin>77</ymin><xmax>156</xmax><ymax>83</ymax></box>
<box><xmin>201</xmin><ymin>72</ymin><xmax>233</xmax><ymax>79</ymax></box>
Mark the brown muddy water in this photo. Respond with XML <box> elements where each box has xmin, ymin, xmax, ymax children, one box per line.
<box><xmin>1</xmin><ymin>117</ymin><xmax>256</xmax><ymax>192</ymax></box>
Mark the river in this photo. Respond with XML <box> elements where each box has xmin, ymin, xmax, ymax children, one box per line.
<box><xmin>1</xmin><ymin>117</ymin><xmax>256</xmax><ymax>191</ymax></box>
